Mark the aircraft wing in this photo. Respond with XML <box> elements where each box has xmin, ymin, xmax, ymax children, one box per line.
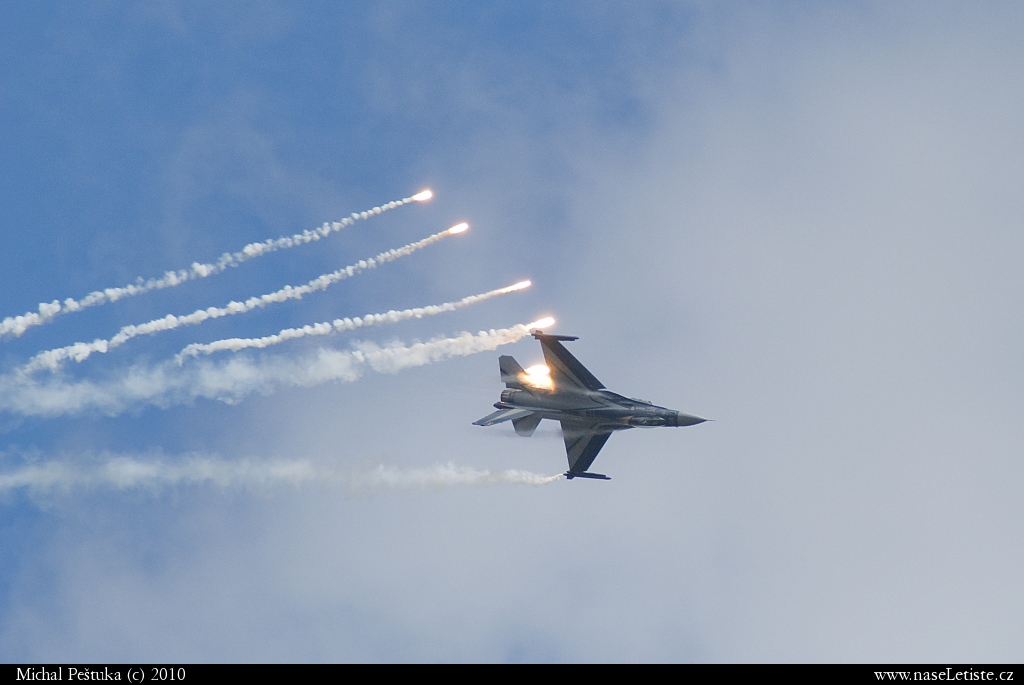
<box><xmin>559</xmin><ymin>419</ymin><xmax>613</xmax><ymax>475</ymax></box>
<box><xmin>533</xmin><ymin>333</ymin><xmax>605</xmax><ymax>392</ymax></box>
<box><xmin>473</xmin><ymin>408</ymin><xmax>535</xmax><ymax>426</ymax></box>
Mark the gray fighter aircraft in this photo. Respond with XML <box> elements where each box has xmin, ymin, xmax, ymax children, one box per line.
<box><xmin>473</xmin><ymin>330</ymin><xmax>706</xmax><ymax>480</ymax></box>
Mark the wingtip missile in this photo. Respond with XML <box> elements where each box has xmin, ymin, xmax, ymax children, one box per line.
<box><xmin>533</xmin><ymin>331</ymin><xmax>579</xmax><ymax>342</ymax></box>
<box><xmin>564</xmin><ymin>471</ymin><xmax>611</xmax><ymax>481</ymax></box>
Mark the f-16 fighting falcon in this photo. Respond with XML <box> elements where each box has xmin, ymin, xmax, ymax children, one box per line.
<box><xmin>474</xmin><ymin>330</ymin><xmax>707</xmax><ymax>480</ymax></box>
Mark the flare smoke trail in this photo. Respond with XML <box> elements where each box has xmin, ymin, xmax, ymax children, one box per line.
<box><xmin>348</xmin><ymin>463</ymin><xmax>562</xmax><ymax>492</ymax></box>
<box><xmin>0</xmin><ymin>455</ymin><xmax>315</xmax><ymax>495</ymax></box>
<box><xmin>0</xmin><ymin>190</ymin><xmax>433</xmax><ymax>339</ymax></box>
<box><xmin>23</xmin><ymin>223</ymin><xmax>469</xmax><ymax>373</ymax></box>
<box><xmin>0</xmin><ymin>456</ymin><xmax>560</xmax><ymax>499</ymax></box>
<box><xmin>0</xmin><ymin>318</ymin><xmax>555</xmax><ymax>418</ymax></box>
<box><xmin>176</xmin><ymin>280</ymin><xmax>531</xmax><ymax>362</ymax></box>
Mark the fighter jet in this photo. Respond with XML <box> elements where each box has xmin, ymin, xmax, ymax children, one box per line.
<box><xmin>473</xmin><ymin>330</ymin><xmax>706</xmax><ymax>480</ymax></box>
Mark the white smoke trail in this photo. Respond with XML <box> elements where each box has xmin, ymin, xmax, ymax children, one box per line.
<box><xmin>176</xmin><ymin>280</ymin><xmax>531</xmax><ymax>362</ymax></box>
<box><xmin>0</xmin><ymin>455</ymin><xmax>316</xmax><ymax>496</ymax></box>
<box><xmin>23</xmin><ymin>223</ymin><xmax>469</xmax><ymax>373</ymax></box>
<box><xmin>0</xmin><ymin>190</ymin><xmax>433</xmax><ymax>339</ymax></box>
<box><xmin>347</xmin><ymin>463</ymin><xmax>563</xmax><ymax>493</ymax></box>
<box><xmin>0</xmin><ymin>318</ymin><xmax>555</xmax><ymax>418</ymax></box>
<box><xmin>0</xmin><ymin>456</ymin><xmax>560</xmax><ymax>499</ymax></box>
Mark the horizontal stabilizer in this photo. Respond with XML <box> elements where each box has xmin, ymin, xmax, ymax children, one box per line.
<box><xmin>473</xmin><ymin>408</ymin><xmax>534</xmax><ymax>426</ymax></box>
<box><xmin>532</xmin><ymin>331</ymin><xmax>579</xmax><ymax>342</ymax></box>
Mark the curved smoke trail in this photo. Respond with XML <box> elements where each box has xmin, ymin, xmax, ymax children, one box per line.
<box><xmin>175</xmin><ymin>280</ymin><xmax>531</xmax><ymax>362</ymax></box>
<box><xmin>22</xmin><ymin>223</ymin><xmax>468</xmax><ymax>373</ymax></box>
<box><xmin>0</xmin><ymin>318</ymin><xmax>554</xmax><ymax>419</ymax></box>
<box><xmin>0</xmin><ymin>190</ymin><xmax>433</xmax><ymax>339</ymax></box>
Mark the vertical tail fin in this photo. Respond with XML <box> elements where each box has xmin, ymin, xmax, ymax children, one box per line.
<box><xmin>499</xmin><ymin>355</ymin><xmax>526</xmax><ymax>389</ymax></box>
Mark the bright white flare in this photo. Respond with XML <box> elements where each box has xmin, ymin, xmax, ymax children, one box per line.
<box><xmin>530</xmin><ymin>317</ymin><xmax>555</xmax><ymax>330</ymax></box>
<box><xmin>0</xmin><ymin>456</ymin><xmax>560</xmax><ymax>498</ymax></box>
<box><xmin>521</xmin><ymin>363</ymin><xmax>554</xmax><ymax>390</ymax></box>
<box><xmin>0</xmin><ymin>190</ymin><xmax>432</xmax><ymax>339</ymax></box>
<box><xmin>447</xmin><ymin>222</ymin><xmax>469</xmax><ymax>234</ymax></box>
<box><xmin>176</xmin><ymin>280</ymin><xmax>532</xmax><ymax>361</ymax></box>
<box><xmin>22</xmin><ymin>225</ymin><xmax>469</xmax><ymax>373</ymax></box>
<box><xmin>0</xmin><ymin>319</ymin><xmax>552</xmax><ymax>418</ymax></box>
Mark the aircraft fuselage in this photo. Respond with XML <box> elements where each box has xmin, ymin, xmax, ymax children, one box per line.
<box><xmin>494</xmin><ymin>387</ymin><xmax>705</xmax><ymax>430</ymax></box>
<box><xmin>473</xmin><ymin>330</ymin><xmax>706</xmax><ymax>479</ymax></box>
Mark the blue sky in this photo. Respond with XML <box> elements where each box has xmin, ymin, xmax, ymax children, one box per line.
<box><xmin>1</xmin><ymin>1</ymin><xmax>1023</xmax><ymax>662</ymax></box>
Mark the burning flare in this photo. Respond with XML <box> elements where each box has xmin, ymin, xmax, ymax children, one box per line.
<box><xmin>22</xmin><ymin>224</ymin><xmax>472</xmax><ymax>373</ymax></box>
<box><xmin>175</xmin><ymin>280</ymin><xmax>533</xmax><ymax>361</ymax></box>
<box><xmin>0</xmin><ymin>189</ymin><xmax>434</xmax><ymax>339</ymax></box>
<box><xmin>0</xmin><ymin>318</ymin><xmax>557</xmax><ymax>418</ymax></box>
<box><xmin>521</xmin><ymin>364</ymin><xmax>553</xmax><ymax>390</ymax></box>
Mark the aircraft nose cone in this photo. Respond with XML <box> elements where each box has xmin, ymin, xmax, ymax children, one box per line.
<box><xmin>675</xmin><ymin>412</ymin><xmax>707</xmax><ymax>426</ymax></box>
